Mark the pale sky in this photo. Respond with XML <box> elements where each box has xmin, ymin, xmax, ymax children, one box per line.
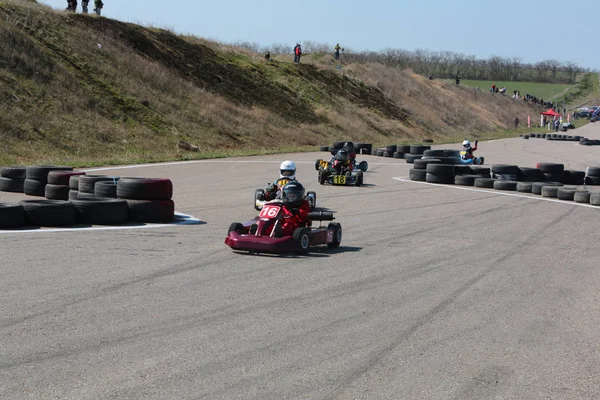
<box><xmin>40</xmin><ymin>0</ymin><xmax>597</xmax><ymax>70</ymax></box>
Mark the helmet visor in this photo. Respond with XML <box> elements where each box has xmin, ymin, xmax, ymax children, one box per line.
<box><xmin>280</xmin><ymin>170</ymin><xmax>295</xmax><ymax>177</ymax></box>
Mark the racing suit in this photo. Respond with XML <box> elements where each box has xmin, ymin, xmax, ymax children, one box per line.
<box><xmin>278</xmin><ymin>200</ymin><xmax>311</xmax><ymax>236</ymax></box>
<box><xmin>460</xmin><ymin>143</ymin><xmax>478</xmax><ymax>161</ymax></box>
<box><xmin>331</xmin><ymin>159</ymin><xmax>352</xmax><ymax>174</ymax></box>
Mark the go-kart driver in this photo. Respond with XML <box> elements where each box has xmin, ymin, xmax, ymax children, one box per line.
<box><xmin>276</xmin><ymin>181</ymin><xmax>311</xmax><ymax>236</ymax></box>
<box><xmin>331</xmin><ymin>149</ymin><xmax>353</xmax><ymax>174</ymax></box>
<box><xmin>343</xmin><ymin>142</ymin><xmax>357</xmax><ymax>163</ymax></box>
<box><xmin>460</xmin><ymin>139</ymin><xmax>478</xmax><ymax>162</ymax></box>
<box><xmin>264</xmin><ymin>160</ymin><xmax>297</xmax><ymax>201</ymax></box>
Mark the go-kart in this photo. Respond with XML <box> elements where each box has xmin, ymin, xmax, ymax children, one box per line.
<box><xmin>315</xmin><ymin>155</ymin><xmax>368</xmax><ymax>172</ymax></box>
<box><xmin>254</xmin><ymin>178</ymin><xmax>316</xmax><ymax>211</ymax></box>
<box><xmin>225</xmin><ymin>201</ymin><xmax>342</xmax><ymax>254</ymax></box>
<box><xmin>318</xmin><ymin>165</ymin><xmax>363</xmax><ymax>186</ymax></box>
<box><xmin>459</xmin><ymin>150</ymin><xmax>485</xmax><ymax>165</ymax></box>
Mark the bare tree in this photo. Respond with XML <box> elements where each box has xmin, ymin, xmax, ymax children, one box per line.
<box><xmin>546</xmin><ymin>59</ymin><xmax>562</xmax><ymax>79</ymax></box>
<box><xmin>564</xmin><ymin>61</ymin><xmax>579</xmax><ymax>83</ymax></box>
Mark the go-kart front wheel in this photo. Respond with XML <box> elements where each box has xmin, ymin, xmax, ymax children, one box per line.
<box><xmin>228</xmin><ymin>222</ymin><xmax>244</xmax><ymax>235</ymax></box>
<box><xmin>293</xmin><ymin>227</ymin><xmax>310</xmax><ymax>254</ymax></box>
<box><xmin>314</xmin><ymin>159</ymin><xmax>322</xmax><ymax>171</ymax></box>
<box><xmin>355</xmin><ymin>171</ymin><xmax>364</xmax><ymax>186</ymax></box>
<box><xmin>358</xmin><ymin>161</ymin><xmax>368</xmax><ymax>172</ymax></box>
<box><xmin>327</xmin><ymin>222</ymin><xmax>342</xmax><ymax>248</ymax></box>
<box><xmin>318</xmin><ymin>167</ymin><xmax>327</xmax><ymax>185</ymax></box>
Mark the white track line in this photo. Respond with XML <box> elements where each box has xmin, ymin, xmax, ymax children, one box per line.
<box><xmin>393</xmin><ymin>177</ymin><xmax>600</xmax><ymax>209</ymax></box>
<box><xmin>0</xmin><ymin>212</ymin><xmax>202</xmax><ymax>234</ymax></box>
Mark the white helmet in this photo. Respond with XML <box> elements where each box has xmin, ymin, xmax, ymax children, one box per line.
<box><xmin>462</xmin><ymin>139</ymin><xmax>471</xmax><ymax>149</ymax></box>
<box><xmin>279</xmin><ymin>160</ymin><xmax>296</xmax><ymax>180</ymax></box>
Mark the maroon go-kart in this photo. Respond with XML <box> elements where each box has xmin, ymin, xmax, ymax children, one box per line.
<box><xmin>225</xmin><ymin>202</ymin><xmax>342</xmax><ymax>254</ymax></box>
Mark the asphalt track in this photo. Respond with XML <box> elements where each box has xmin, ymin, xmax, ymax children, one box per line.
<box><xmin>1</xmin><ymin>123</ymin><xmax>600</xmax><ymax>399</ymax></box>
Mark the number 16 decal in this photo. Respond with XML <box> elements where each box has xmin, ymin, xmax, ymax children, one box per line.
<box><xmin>259</xmin><ymin>205</ymin><xmax>281</xmax><ymax>218</ymax></box>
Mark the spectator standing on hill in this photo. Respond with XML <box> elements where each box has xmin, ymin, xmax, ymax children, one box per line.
<box><xmin>514</xmin><ymin>117</ymin><xmax>519</xmax><ymax>128</ymax></box>
<box><xmin>294</xmin><ymin>44</ymin><xmax>302</xmax><ymax>63</ymax></box>
<box><xmin>81</xmin><ymin>0</ymin><xmax>89</xmax><ymax>13</ymax></box>
<box><xmin>264</xmin><ymin>51</ymin><xmax>271</xmax><ymax>62</ymax></box>
<box><xmin>334</xmin><ymin>43</ymin><xmax>341</xmax><ymax>60</ymax></box>
<box><xmin>66</xmin><ymin>0</ymin><xmax>77</xmax><ymax>12</ymax></box>
<box><xmin>455</xmin><ymin>75</ymin><xmax>460</xmax><ymax>85</ymax></box>
<box><xmin>93</xmin><ymin>0</ymin><xmax>103</xmax><ymax>15</ymax></box>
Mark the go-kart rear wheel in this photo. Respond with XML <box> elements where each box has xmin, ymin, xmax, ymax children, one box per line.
<box><xmin>228</xmin><ymin>222</ymin><xmax>244</xmax><ymax>234</ymax></box>
<box><xmin>327</xmin><ymin>222</ymin><xmax>342</xmax><ymax>248</ymax></box>
<box><xmin>293</xmin><ymin>227</ymin><xmax>310</xmax><ymax>254</ymax></box>
<box><xmin>358</xmin><ymin>161</ymin><xmax>368</xmax><ymax>172</ymax></box>
<box><xmin>318</xmin><ymin>167</ymin><xmax>326</xmax><ymax>185</ymax></box>
<box><xmin>355</xmin><ymin>171</ymin><xmax>364</xmax><ymax>186</ymax></box>
<box><xmin>314</xmin><ymin>159</ymin><xmax>322</xmax><ymax>171</ymax></box>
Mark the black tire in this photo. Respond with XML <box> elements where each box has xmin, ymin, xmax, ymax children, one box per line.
<box><xmin>537</xmin><ymin>162</ymin><xmax>564</xmax><ymax>174</ymax></box>
<box><xmin>454</xmin><ymin>175</ymin><xmax>479</xmax><ymax>186</ymax></box>
<box><xmin>319</xmin><ymin>146</ymin><xmax>329</xmax><ymax>152</ymax></box>
<box><xmin>314</xmin><ymin>159</ymin><xmax>322</xmax><ymax>171</ymax></box>
<box><xmin>23</xmin><ymin>179</ymin><xmax>46</xmax><ymax>197</ymax></box>
<box><xmin>574</xmin><ymin>191</ymin><xmax>591</xmax><ymax>203</ymax></box>
<box><xmin>470</xmin><ymin>167</ymin><xmax>491</xmax><ymax>177</ymax></box>
<box><xmin>422</xmin><ymin>149</ymin><xmax>445</xmax><ymax>157</ymax></box>
<box><xmin>370</xmin><ymin>149</ymin><xmax>378</xmax><ymax>155</ymax></box>
<box><xmin>1</xmin><ymin>166</ymin><xmax>26</xmax><ymax>179</ymax></box>
<box><xmin>376</xmin><ymin>149</ymin><xmax>385</xmax><ymax>157</ymax></box>
<box><xmin>327</xmin><ymin>222</ymin><xmax>342</xmax><ymax>248</ymax></box>
<box><xmin>532</xmin><ymin>182</ymin><xmax>562</xmax><ymax>195</ymax></box>
<box><xmin>397</xmin><ymin>145</ymin><xmax>411</xmax><ymax>153</ymax></box>
<box><xmin>393</xmin><ymin>152</ymin><xmax>404</xmax><ymax>159</ymax></box>
<box><xmin>474</xmin><ymin>178</ymin><xmax>496</xmax><ymax>188</ymax></box>
<box><xmin>454</xmin><ymin>165</ymin><xmax>471</xmax><ymax>175</ymax></box>
<box><xmin>45</xmin><ymin>184</ymin><xmax>70</xmax><ymax>200</ymax></box>
<box><xmin>589</xmin><ymin>193</ymin><xmax>600</xmax><ymax>206</ymax></box>
<box><xmin>581</xmin><ymin>140</ymin><xmax>593</xmax><ymax>146</ymax></box>
<box><xmin>409</xmin><ymin>168</ymin><xmax>427</xmax><ymax>182</ymax></box>
<box><xmin>517</xmin><ymin>167</ymin><xmax>543</xmax><ymax>182</ymax></box>
<box><xmin>228</xmin><ymin>222</ymin><xmax>244</xmax><ymax>234</ymax></box>
<box><xmin>69</xmin><ymin>190</ymin><xmax>79</xmax><ymax>200</ymax></box>
<box><xmin>557</xmin><ymin>188</ymin><xmax>578</xmax><ymax>201</ymax></box>
<box><xmin>361</xmin><ymin>148</ymin><xmax>370</xmax><ymax>155</ymax></box>
<box><xmin>584</xmin><ymin>176</ymin><xmax>600</xmax><ymax>185</ymax></box>
<box><xmin>491</xmin><ymin>164</ymin><xmax>519</xmax><ymax>175</ymax></box>
<box><xmin>355</xmin><ymin>171</ymin><xmax>364</xmax><ymax>186</ymax></box>
<box><xmin>79</xmin><ymin>175</ymin><xmax>120</xmax><ymax>194</ymax></box>
<box><xmin>585</xmin><ymin>167</ymin><xmax>600</xmax><ymax>177</ymax></box>
<box><xmin>70</xmin><ymin>198</ymin><xmax>129</xmax><ymax>225</ymax></box>
<box><xmin>19</xmin><ymin>199</ymin><xmax>77</xmax><ymax>227</ymax></box>
<box><xmin>565</xmin><ymin>170</ymin><xmax>585</xmax><ymax>185</ymax></box>
<box><xmin>426</xmin><ymin>164</ymin><xmax>455</xmax><ymax>175</ymax></box>
<box><xmin>409</xmin><ymin>145</ymin><xmax>430</xmax><ymax>155</ymax></box>
<box><xmin>413</xmin><ymin>158</ymin><xmax>442</xmax><ymax>170</ymax></box>
<box><xmin>358</xmin><ymin>161</ymin><xmax>368</xmax><ymax>171</ymax></box>
<box><xmin>293</xmin><ymin>227</ymin><xmax>310</xmax><ymax>254</ymax></box>
<box><xmin>117</xmin><ymin>178</ymin><xmax>173</xmax><ymax>200</ymax></box>
<box><xmin>404</xmin><ymin>154</ymin><xmax>422</xmax><ymax>164</ymax></box>
<box><xmin>126</xmin><ymin>199</ymin><xmax>175</xmax><ymax>223</ymax></box>
<box><xmin>422</xmin><ymin>138</ymin><xmax>434</xmax><ymax>143</ymax></box>
<box><xmin>383</xmin><ymin>151</ymin><xmax>392</xmax><ymax>158</ymax></box>
<box><xmin>426</xmin><ymin>173</ymin><xmax>454</xmax><ymax>184</ymax></box>
<box><xmin>443</xmin><ymin>149</ymin><xmax>461</xmax><ymax>158</ymax></box>
<box><xmin>95</xmin><ymin>181</ymin><xmax>118</xmax><ymax>198</ymax></box>
<box><xmin>307</xmin><ymin>211</ymin><xmax>334</xmax><ymax>221</ymax></box>
<box><xmin>332</xmin><ymin>141</ymin><xmax>344</xmax><ymax>150</ymax></box>
<box><xmin>77</xmin><ymin>192</ymin><xmax>96</xmax><ymax>200</ymax></box>
<box><xmin>47</xmin><ymin>171</ymin><xmax>85</xmax><ymax>185</ymax></box>
<box><xmin>318</xmin><ymin>167</ymin><xmax>327</xmax><ymax>185</ymax></box>
<box><xmin>543</xmin><ymin>173</ymin><xmax>563</xmax><ymax>183</ymax></box>
<box><xmin>0</xmin><ymin>203</ymin><xmax>25</xmax><ymax>229</ymax></box>
<box><xmin>541</xmin><ymin>185</ymin><xmax>561</xmax><ymax>198</ymax></box>
<box><xmin>385</xmin><ymin>145</ymin><xmax>397</xmax><ymax>153</ymax></box>
<box><xmin>493</xmin><ymin>180</ymin><xmax>518</xmax><ymax>191</ymax></box>
<box><xmin>69</xmin><ymin>175</ymin><xmax>82</xmax><ymax>190</ymax></box>
<box><xmin>516</xmin><ymin>182</ymin><xmax>533</xmax><ymax>193</ymax></box>
<box><xmin>26</xmin><ymin>165</ymin><xmax>72</xmax><ymax>182</ymax></box>
<box><xmin>0</xmin><ymin>177</ymin><xmax>24</xmax><ymax>193</ymax></box>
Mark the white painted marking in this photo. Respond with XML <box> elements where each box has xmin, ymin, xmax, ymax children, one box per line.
<box><xmin>0</xmin><ymin>212</ymin><xmax>203</xmax><ymax>234</ymax></box>
<box><xmin>393</xmin><ymin>177</ymin><xmax>600</xmax><ymax>209</ymax></box>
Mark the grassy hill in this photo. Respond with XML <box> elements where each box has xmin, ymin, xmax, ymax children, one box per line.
<box><xmin>0</xmin><ymin>0</ymin><xmax>583</xmax><ymax>166</ymax></box>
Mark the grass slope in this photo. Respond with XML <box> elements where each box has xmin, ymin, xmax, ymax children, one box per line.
<box><xmin>454</xmin><ymin>80</ymin><xmax>572</xmax><ymax>100</ymax></box>
<box><xmin>0</xmin><ymin>0</ymin><xmax>583</xmax><ymax>167</ymax></box>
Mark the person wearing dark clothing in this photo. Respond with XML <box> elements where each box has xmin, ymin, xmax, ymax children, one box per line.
<box><xmin>455</xmin><ymin>75</ymin><xmax>460</xmax><ymax>85</ymax></box>
<box><xmin>294</xmin><ymin>44</ymin><xmax>302</xmax><ymax>63</ymax></box>
<box><xmin>81</xmin><ymin>0</ymin><xmax>89</xmax><ymax>13</ymax></box>
<box><xmin>93</xmin><ymin>0</ymin><xmax>103</xmax><ymax>15</ymax></box>
<box><xmin>514</xmin><ymin>117</ymin><xmax>519</xmax><ymax>128</ymax></box>
<box><xmin>264</xmin><ymin>51</ymin><xmax>271</xmax><ymax>62</ymax></box>
<box><xmin>66</xmin><ymin>0</ymin><xmax>77</xmax><ymax>12</ymax></box>
<box><xmin>334</xmin><ymin>43</ymin><xmax>341</xmax><ymax>60</ymax></box>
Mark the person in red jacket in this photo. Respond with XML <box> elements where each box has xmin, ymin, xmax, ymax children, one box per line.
<box><xmin>343</xmin><ymin>142</ymin><xmax>357</xmax><ymax>163</ymax></box>
<box><xmin>294</xmin><ymin>44</ymin><xmax>302</xmax><ymax>63</ymax></box>
<box><xmin>460</xmin><ymin>139</ymin><xmax>478</xmax><ymax>161</ymax></box>
<box><xmin>276</xmin><ymin>181</ymin><xmax>310</xmax><ymax>236</ymax></box>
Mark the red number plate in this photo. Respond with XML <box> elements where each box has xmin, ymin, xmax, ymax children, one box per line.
<box><xmin>259</xmin><ymin>205</ymin><xmax>281</xmax><ymax>219</ymax></box>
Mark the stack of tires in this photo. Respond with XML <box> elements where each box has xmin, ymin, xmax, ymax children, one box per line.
<box><xmin>393</xmin><ymin>145</ymin><xmax>411</xmax><ymax>159</ymax></box>
<box><xmin>426</xmin><ymin>164</ymin><xmax>455</xmax><ymax>184</ymax></box>
<box><xmin>404</xmin><ymin>145</ymin><xmax>431</xmax><ymax>164</ymax></box>
<box><xmin>24</xmin><ymin>165</ymin><xmax>73</xmax><ymax>197</ymax></box>
<box><xmin>0</xmin><ymin>166</ymin><xmax>26</xmax><ymax>193</ymax></box>
<box><xmin>409</xmin><ymin>158</ymin><xmax>441</xmax><ymax>182</ymax></box>
<box><xmin>46</xmin><ymin>171</ymin><xmax>86</xmax><ymax>200</ymax></box>
<box><xmin>454</xmin><ymin>167</ymin><xmax>491</xmax><ymax>186</ymax></box>
<box><xmin>585</xmin><ymin>167</ymin><xmax>600</xmax><ymax>185</ymax></box>
<box><xmin>420</xmin><ymin>149</ymin><xmax>461</xmax><ymax>165</ymax></box>
<box><xmin>0</xmin><ymin>203</ymin><xmax>25</xmax><ymax>229</ymax></box>
<box><xmin>117</xmin><ymin>178</ymin><xmax>175</xmax><ymax>223</ymax></box>
<box><xmin>76</xmin><ymin>175</ymin><xmax>120</xmax><ymax>199</ymax></box>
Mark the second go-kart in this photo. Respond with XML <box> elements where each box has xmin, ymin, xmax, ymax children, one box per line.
<box><xmin>225</xmin><ymin>202</ymin><xmax>342</xmax><ymax>254</ymax></box>
<box><xmin>459</xmin><ymin>152</ymin><xmax>485</xmax><ymax>165</ymax></box>
<box><xmin>315</xmin><ymin>156</ymin><xmax>368</xmax><ymax>172</ymax></box>
<box><xmin>318</xmin><ymin>166</ymin><xmax>363</xmax><ymax>186</ymax></box>
<box><xmin>254</xmin><ymin>178</ymin><xmax>316</xmax><ymax>211</ymax></box>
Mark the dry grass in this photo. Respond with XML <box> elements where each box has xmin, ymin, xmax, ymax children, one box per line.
<box><xmin>0</xmin><ymin>0</ymin><xmax>576</xmax><ymax>167</ymax></box>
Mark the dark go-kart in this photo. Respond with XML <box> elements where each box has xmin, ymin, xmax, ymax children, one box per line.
<box><xmin>318</xmin><ymin>165</ymin><xmax>363</xmax><ymax>186</ymax></box>
<box><xmin>225</xmin><ymin>202</ymin><xmax>342</xmax><ymax>254</ymax></box>
<box><xmin>254</xmin><ymin>178</ymin><xmax>316</xmax><ymax>211</ymax></box>
<box><xmin>315</xmin><ymin>155</ymin><xmax>368</xmax><ymax>172</ymax></box>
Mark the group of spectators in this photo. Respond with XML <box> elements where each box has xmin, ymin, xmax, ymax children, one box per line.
<box><xmin>264</xmin><ymin>43</ymin><xmax>343</xmax><ymax>64</ymax></box>
<box><xmin>487</xmin><ymin>83</ymin><xmax>555</xmax><ymax>109</ymax></box>
<box><xmin>66</xmin><ymin>0</ymin><xmax>103</xmax><ymax>15</ymax></box>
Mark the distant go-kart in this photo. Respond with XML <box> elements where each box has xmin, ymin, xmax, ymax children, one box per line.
<box><xmin>318</xmin><ymin>165</ymin><xmax>363</xmax><ymax>186</ymax></box>
<box><xmin>315</xmin><ymin>155</ymin><xmax>368</xmax><ymax>172</ymax></box>
<box><xmin>459</xmin><ymin>151</ymin><xmax>485</xmax><ymax>165</ymax></box>
<box><xmin>225</xmin><ymin>202</ymin><xmax>342</xmax><ymax>254</ymax></box>
<box><xmin>254</xmin><ymin>178</ymin><xmax>316</xmax><ymax>211</ymax></box>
